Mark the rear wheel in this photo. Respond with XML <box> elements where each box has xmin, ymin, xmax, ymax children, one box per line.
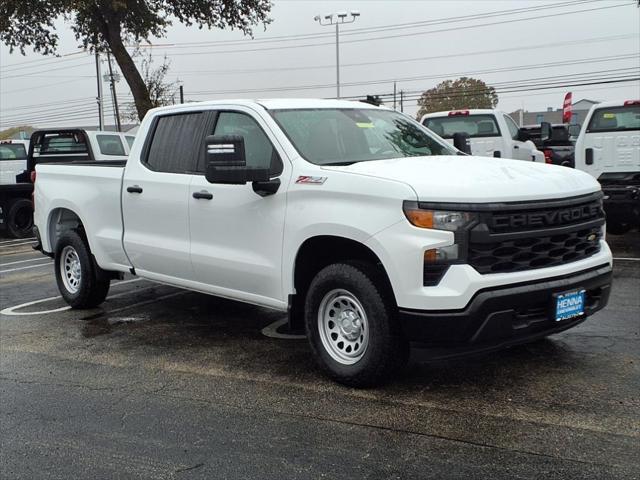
<box><xmin>54</xmin><ymin>230</ymin><xmax>110</xmax><ymax>308</ymax></box>
<box><xmin>305</xmin><ymin>261</ymin><xmax>408</xmax><ymax>387</ymax></box>
<box><xmin>6</xmin><ymin>198</ymin><xmax>33</xmax><ymax>238</ymax></box>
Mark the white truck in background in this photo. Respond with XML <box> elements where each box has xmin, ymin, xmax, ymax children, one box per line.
<box><xmin>421</xmin><ymin>109</ymin><xmax>545</xmax><ymax>162</ymax></box>
<box><xmin>0</xmin><ymin>139</ymin><xmax>31</xmax><ymax>237</ymax></box>
<box><xmin>32</xmin><ymin>99</ymin><xmax>612</xmax><ymax>387</ymax></box>
<box><xmin>574</xmin><ymin>99</ymin><xmax>640</xmax><ymax>234</ymax></box>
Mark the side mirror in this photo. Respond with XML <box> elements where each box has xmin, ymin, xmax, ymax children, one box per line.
<box><xmin>539</xmin><ymin>122</ymin><xmax>552</xmax><ymax>142</ymax></box>
<box><xmin>568</xmin><ymin>123</ymin><xmax>581</xmax><ymax>139</ymax></box>
<box><xmin>204</xmin><ymin>135</ymin><xmax>269</xmax><ymax>184</ymax></box>
<box><xmin>516</xmin><ymin>128</ymin><xmax>531</xmax><ymax>142</ymax></box>
<box><xmin>452</xmin><ymin>132</ymin><xmax>471</xmax><ymax>155</ymax></box>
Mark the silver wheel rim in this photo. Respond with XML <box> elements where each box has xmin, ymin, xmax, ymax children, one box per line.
<box><xmin>60</xmin><ymin>246</ymin><xmax>82</xmax><ymax>294</ymax></box>
<box><xmin>317</xmin><ymin>289</ymin><xmax>369</xmax><ymax>365</ymax></box>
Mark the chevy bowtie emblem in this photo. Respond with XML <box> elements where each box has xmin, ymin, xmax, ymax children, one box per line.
<box><xmin>587</xmin><ymin>233</ymin><xmax>597</xmax><ymax>241</ymax></box>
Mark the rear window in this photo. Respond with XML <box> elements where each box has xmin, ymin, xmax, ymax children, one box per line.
<box><xmin>422</xmin><ymin>114</ymin><xmax>501</xmax><ymax>138</ymax></box>
<box><xmin>96</xmin><ymin>134</ymin><xmax>126</xmax><ymax>156</ymax></box>
<box><xmin>35</xmin><ymin>133</ymin><xmax>88</xmax><ymax>155</ymax></box>
<box><xmin>587</xmin><ymin>106</ymin><xmax>640</xmax><ymax>133</ymax></box>
<box><xmin>0</xmin><ymin>143</ymin><xmax>27</xmax><ymax>160</ymax></box>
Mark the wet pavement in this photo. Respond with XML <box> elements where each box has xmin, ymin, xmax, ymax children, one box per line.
<box><xmin>0</xmin><ymin>232</ymin><xmax>638</xmax><ymax>479</ymax></box>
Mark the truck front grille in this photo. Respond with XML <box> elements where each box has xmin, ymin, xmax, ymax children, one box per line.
<box><xmin>466</xmin><ymin>193</ymin><xmax>605</xmax><ymax>274</ymax></box>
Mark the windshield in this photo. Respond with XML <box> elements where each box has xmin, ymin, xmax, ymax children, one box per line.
<box><xmin>270</xmin><ymin>108</ymin><xmax>456</xmax><ymax>165</ymax></box>
<box><xmin>423</xmin><ymin>114</ymin><xmax>500</xmax><ymax>139</ymax></box>
<box><xmin>0</xmin><ymin>143</ymin><xmax>27</xmax><ymax>160</ymax></box>
<box><xmin>587</xmin><ymin>105</ymin><xmax>640</xmax><ymax>133</ymax></box>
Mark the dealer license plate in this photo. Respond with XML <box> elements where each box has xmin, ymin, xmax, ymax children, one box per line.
<box><xmin>555</xmin><ymin>289</ymin><xmax>586</xmax><ymax>322</ymax></box>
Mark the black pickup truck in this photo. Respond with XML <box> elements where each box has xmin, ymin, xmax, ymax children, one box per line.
<box><xmin>520</xmin><ymin>122</ymin><xmax>580</xmax><ymax>168</ymax></box>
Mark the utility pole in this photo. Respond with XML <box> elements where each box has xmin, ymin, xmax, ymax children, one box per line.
<box><xmin>400</xmin><ymin>90</ymin><xmax>404</xmax><ymax>113</ymax></box>
<box><xmin>95</xmin><ymin>53</ymin><xmax>104</xmax><ymax>131</ymax></box>
<box><xmin>314</xmin><ymin>11</ymin><xmax>360</xmax><ymax>99</ymax></box>
<box><xmin>106</xmin><ymin>52</ymin><xmax>122</xmax><ymax>132</ymax></box>
<box><xmin>393</xmin><ymin>82</ymin><xmax>397</xmax><ymax>110</ymax></box>
<box><xmin>179</xmin><ymin>84</ymin><xmax>184</xmax><ymax>104</ymax></box>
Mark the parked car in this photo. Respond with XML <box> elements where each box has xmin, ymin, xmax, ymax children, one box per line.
<box><xmin>520</xmin><ymin>123</ymin><xmax>578</xmax><ymax>167</ymax></box>
<box><xmin>421</xmin><ymin>109</ymin><xmax>545</xmax><ymax>162</ymax></box>
<box><xmin>574</xmin><ymin>100</ymin><xmax>640</xmax><ymax>234</ymax></box>
<box><xmin>0</xmin><ymin>139</ymin><xmax>31</xmax><ymax>237</ymax></box>
<box><xmin>33</xmin><ymin>99</ymin><xmax>612</xmax><ymax>386</ymax></box>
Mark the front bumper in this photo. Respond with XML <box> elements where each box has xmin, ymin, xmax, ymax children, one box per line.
<box><xmin>398</xmin><ymin>264</ymin><xmax>612</xmax><ymax>351</ymax></box>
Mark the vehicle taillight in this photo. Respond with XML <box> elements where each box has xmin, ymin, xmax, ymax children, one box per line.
<box><xmin>30</xmin><ymin>170</ymin><xmax>36</xmax><ymax>183</ymax></box>
<box><xmin>448</xmin><ymin>110</ymin><xmax>470</xmax><ymax>116</ymax></box>
<box><xmin>543</xmin><ymin>149</ymin><xmax>553</xmax><ymax>164</ymax></box>
<box><xmin>624</xmin><ymin>100</ymin><xmax>640</xmax><ymax>106</ymax></box>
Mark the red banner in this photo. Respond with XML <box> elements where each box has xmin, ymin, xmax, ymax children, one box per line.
<box><xmin>562</xmin><ymin>92</ymin><xmax>573</xmax><ymax>123</ymax></box>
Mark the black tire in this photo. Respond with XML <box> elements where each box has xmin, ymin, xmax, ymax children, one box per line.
<box><xmin>304</xmin><ymin>261</ymin><xmax>408</xmax><ymax>388</ymax></box>
<box><xmin>6</xmin><ymin>198</ymin><xmax>33</xmax><ymax>238</ymax></box>
<box><xmin>54</xmin><ymin>230</ymin><xmax>110</xmax><ymax>308</ymax></box>
<box><xmin>606</xmin><ymin>221</ymin><xmax>631</xmax><ymax>235</ymax></box>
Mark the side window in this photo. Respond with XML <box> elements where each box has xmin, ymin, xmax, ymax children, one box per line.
<box><xmin>96</xmin><ymin>134</ymin><xmax>126</xmax><ymax>156</ymax></box>
<box><xmin>504</xmin><ymin>115</ymin><xmax>520</xmax><ymax>140</ymax></box>
<box><xmin>212</xmin><ymin>112</ymin><xmax>283</xmax><ymax>175</ymax></box>
<box><xmin>146</xmin><ymin>112</ymin><xmax>208</xmax><ymax>173</ymax></box>
<box><xmin>125</xmin><ymin>136</ymin><xmax>135</xmax><ymax>149</ymax></box>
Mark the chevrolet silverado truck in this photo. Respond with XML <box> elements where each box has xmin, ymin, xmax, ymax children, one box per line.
<box><xmin>32</xmin><ymin>99</ymin><xmax>613</xmax><ymax>387</ymax></box>
<box><xmin>574</xmin><ymin>99</ymin><xmax>640</xmax><ymax>234</ymax></box>
<box><xmin>421</xmin><ymin>109</ymin><xmax>545</xmax><ymax>162</ymax></box>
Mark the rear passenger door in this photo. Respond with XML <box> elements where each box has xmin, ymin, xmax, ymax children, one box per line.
<box><xmin>188</xmin><ymin>108</ymin><xmax>289</xmax><ymax>306</ymax></box>
<box><xmin>122</xmin><ymin>111</ymin><xmax>214</xmax><ymax>282</ymax></box>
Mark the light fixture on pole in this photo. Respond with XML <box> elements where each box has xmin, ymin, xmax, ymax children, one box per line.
<box><xmin>314</xmin><ymin>10</ymin><xmax>360</xmax><ymax>99</ymax></box>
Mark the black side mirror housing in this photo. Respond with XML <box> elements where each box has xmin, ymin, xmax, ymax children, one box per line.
<box><xmin>516</xmin><ymin>128</ymin><xmax>531</xmax><ymax>142</ymax></box>
<box><xmin>539</xmin><ymin>122</ymin><xmax>552</xmax><ymax>142</ymax></box>
<box><xmin>452</xmin><ymin>132</ymin><xmax>471</xmax><ymax>155</ymax></box>
<box><xmin>204</xmin><ymin>134</ymin><xmax>269</xmax><ymax>184</ymax></box>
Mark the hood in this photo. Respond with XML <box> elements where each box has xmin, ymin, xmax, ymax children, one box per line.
<box><xmin>321</xmin><ymin>155</ymin><xmax>600</xmax><ymax>203</ymax></box>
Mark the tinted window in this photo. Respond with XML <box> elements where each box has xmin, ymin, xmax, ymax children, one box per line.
<box><xmin>0</xmin><ymin>143</ymin><xmax>27</xmax><ymax>160</ymax></box>
<box><xmin>146</xmin><ymin>112</ymin><xmax>208</xmax><ymax>173</ymax></box>
<box><xmin>272</xmin><ymin>108</ymin><xmax>455</xmax><ymax>165</ymax></box>
<box><xmin>423</xmin><ymin>114</ymin><xmax>500</xmax><ymax>138</ymax></box>
<box><xmin>96</xmin><ymin>134</ymin><xmax>126</xmax><ymax>156</ymax></box>
<box><xmin>212</xmin><ymin>112</ymin><xmax>282</xmax><ymax>174</ymax></box>
<box><xmin>587</xmin><ymin>106</ymin><xmax>640</xmax><ymax>133</ymax></box>
<box><xmin>504</xmin><ymin>115</ymin><xmax>520</xmax><ymax>140</ymax></box>
<box><xmin>36</xmin><ymin>133</ymin><xmax>88</xmax><ymax>154</ymax></box>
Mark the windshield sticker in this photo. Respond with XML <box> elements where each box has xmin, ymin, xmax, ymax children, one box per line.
<box><xmin>356</xmin><ymin>122</ymin><xmax>374</xmax><ymax>128</ymax></box>
<box><xmin>296</xmin><ymin>176</ymin><xmax>327</xmax><ymax>185</ymax></box>
<box><xmin>603</xmin><ymin>113</ymin><xmax>616</xmax><ymax>119</ymax></box>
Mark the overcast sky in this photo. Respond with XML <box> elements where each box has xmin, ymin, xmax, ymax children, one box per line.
<box><xmin>0</xmin><ymin>0</ymin><xmax>638</xmax><ymax>129</ymax></box>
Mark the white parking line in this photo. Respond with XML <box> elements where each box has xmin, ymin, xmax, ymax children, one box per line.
<box><xmin>0</xmin><ymin>262</ymin><xmax>53</xmax><ymax>274</ymax></box>
<box><xmin>613</xmin><ymin>257</ymin><xmax>640</xmax><ymax>261</ymax></box>
<box><xmin>0</xmin><ymin>237</ymin><xmax>35</xmax><ymax>245</ymax></box>
<box><xmin>0</xmin><ymin>257</ymin><xmax>49</xmax><ymax>267</ymax></box>
<box><xmin>0</xmin><ymin>278</ymin><xmax>144</xmax><ymax>316</ymax></box>
<box><xmin>261</xmin><ymin>318</ymin><xmax>306</xmax><ymax>340</ymax></box>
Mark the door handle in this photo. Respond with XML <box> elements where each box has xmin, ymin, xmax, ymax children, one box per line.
<box><xmin>127</xmin><ymin>185</ymin><xmax>143</xmax><ymax>194</ymax></box>
<box><xmin>585</xmin><ymin>148</ymin><xmax>594</xmax><ymax>165</ymax></box>
<box><xmin>514</xmin><ymin>145</ymin><xmax>520</xmax><ymax>149</ymax></box>
<box><xmin>192</xmin><ymin>190</ymin><xmax>213</xmax><ymax>200</ymax></box>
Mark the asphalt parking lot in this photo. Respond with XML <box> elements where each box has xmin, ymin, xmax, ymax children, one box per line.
<box><xmin>0</xmin><ymin>232</ymin><xmax>638</xmax><ymax>479</ymax></box>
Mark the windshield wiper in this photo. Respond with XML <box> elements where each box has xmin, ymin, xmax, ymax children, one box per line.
<box><xmin>322</xmin><ymin>161</ymin><xmax>358</xmax><ymax>166</ymax></box>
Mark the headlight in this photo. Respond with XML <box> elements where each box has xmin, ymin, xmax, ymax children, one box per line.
<box><xmin>402</xmin><ymin>201</ymin><xmax>477</xmax><ymax>231</ymax></box>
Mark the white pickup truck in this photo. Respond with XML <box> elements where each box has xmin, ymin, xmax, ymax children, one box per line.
<box><xmin>574</xmin><ymin>99</ymin><xmax>640</xmax><ymax>234</ymax></box>
<box><xmin>33</xmin><ymin>99</ymin><xmax>613</xmax><ymax>386</ymax></box>
<box><xmin>421</xmin><ymin>109</ymin><xmax>545</xmax><ymax>162</ymax></box>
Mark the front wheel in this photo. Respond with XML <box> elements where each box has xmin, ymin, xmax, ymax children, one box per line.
<box><xmin>54</xmin><ymin>230</ymin><xmax>110</xmax><ymax>308</ymax></box>
<box><xmin>305</xmin><ymin>262</ymin><xmax>408</xmax><ymax>387</ymax></box>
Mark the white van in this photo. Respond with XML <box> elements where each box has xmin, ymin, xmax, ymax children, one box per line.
<box><xmin>421</xmin><ymin>109</ymin><xmax>544</xmax><ymax>162</ymax></box>
<box><xmin>574</xmin><ymin>100</ymin><xmax>640</xmax><ymax>233</ymax></box>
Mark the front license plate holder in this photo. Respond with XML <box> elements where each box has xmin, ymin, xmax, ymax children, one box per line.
<box><xmin>554</xmin><ymin>289</ymin><xmax>586</xmax><ymax>322</ymax></box>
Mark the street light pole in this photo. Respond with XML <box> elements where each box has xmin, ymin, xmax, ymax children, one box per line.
<box><xmin>314</xmin><ymin>11</ymin><xmax>360</xmax><ymax>99</ymax></box>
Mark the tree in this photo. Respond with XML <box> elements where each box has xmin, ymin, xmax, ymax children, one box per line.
<box><xmin>1</xmin><ymin>1</ymin><xmax>272</xmax><ymax>120</ymax></box>
<box><xmin>124</xmin><ymin>51</ymin><xmax>179</xmax><ymax>121</ymax></box>
<box><xmin>416</xmin><ymin>77</ymin><xmax>498</xmax><ymax>119</ymax></box>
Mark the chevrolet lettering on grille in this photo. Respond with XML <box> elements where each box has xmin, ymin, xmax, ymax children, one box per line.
<box><xmin>491</xmin><ymin>204</ymin><xmax>601</xmax><ymax>229</ymax></box>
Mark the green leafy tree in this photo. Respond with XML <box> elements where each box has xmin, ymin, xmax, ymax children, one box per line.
<box><xmin>416</xmin><ymin>77</ymin><xmax>498</xmax><ymax>119</ymax></box>
<box><xmin>1</xmin><ymin>1</ymin><xmax>272</xmax><ymax>120</ymax></box>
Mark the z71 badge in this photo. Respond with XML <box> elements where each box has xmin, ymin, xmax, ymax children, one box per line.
<box><xmin>296</xmin><ymin>176</ymin><xmax>327</xmax><ymax>185</ymax></box>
